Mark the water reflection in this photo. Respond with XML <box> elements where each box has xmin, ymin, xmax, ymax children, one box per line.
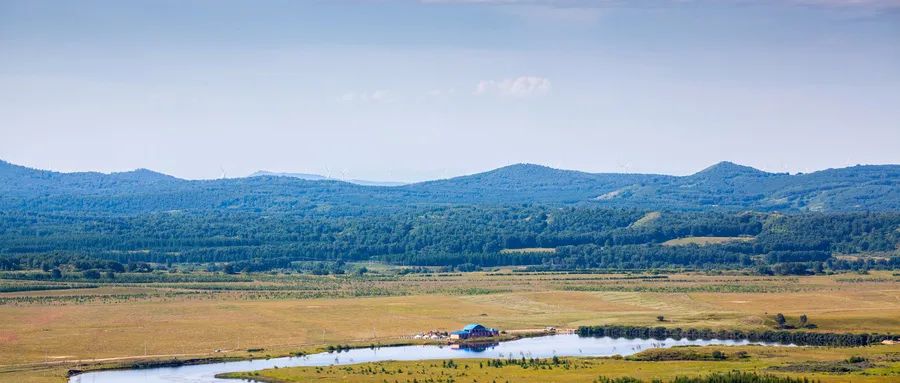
<box><xmin>450</xmin><ymin>341</ymin><xmax>500</xmax><ymax>352</ymax></box>
<box><xmin>70</xmin><ymin>334</ymin><xmax>790</xmax><ymax>383</ymax></box>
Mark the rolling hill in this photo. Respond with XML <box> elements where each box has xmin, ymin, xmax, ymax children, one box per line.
<box><xmin>250</xmin><ymin>170</ymin><xmax>407</xmax><ymax>187</ymax></box>
<box><xmin>1</xmin><ymin>160</ymin><xmax>898</xmax><ymax>213</ymax></box>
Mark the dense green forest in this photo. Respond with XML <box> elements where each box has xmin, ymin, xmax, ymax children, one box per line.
<box><xmin>1</xmin><ymin>159</ymin><xmax>899</xmax><ymax>276</ymax></box>
<box><xmin>0</xmin><ymin>206</ymin><xmax>897</xmax><ymax>275</ymax></box>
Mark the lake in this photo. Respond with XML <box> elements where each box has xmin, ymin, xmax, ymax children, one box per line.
<box><xmin>69</xmin><ymin>334</ymin><xmax>790</xmax><ymax>383</ymax></box>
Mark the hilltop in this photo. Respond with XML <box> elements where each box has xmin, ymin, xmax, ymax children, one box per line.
<box><xmin>1</xmin><ymin>159</ymin><xmax>898</xmax><ymax>212</ymax></box>
<box><xmin>250</xmin><ymin>170</ymin><xmax>406</xmax><ymax>187</ymax></box>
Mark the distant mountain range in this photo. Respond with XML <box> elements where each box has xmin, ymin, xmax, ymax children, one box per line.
<box><xmin>1</xmin><ymin>159</ymin><xmax>898</xmax><ymax>212</ymax></box>
<box><xmin>249</xmin><ymin>170</ymin><xmax>407</xmax><ymax>187</ymax></box>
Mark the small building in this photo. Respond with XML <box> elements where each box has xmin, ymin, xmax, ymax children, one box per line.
<box><xmin>450</xmin><ymin>324</ymin><xmax>499</xmax><ymax>340</ymax></box>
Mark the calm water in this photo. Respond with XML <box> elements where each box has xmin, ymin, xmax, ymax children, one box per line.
<box><xmin>70</xmin><ymin>334</ymin><xmax>789</xmax><ymax>383</ymax></box>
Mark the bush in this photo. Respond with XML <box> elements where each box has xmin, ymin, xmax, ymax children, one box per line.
<box><xmin>82</xmin><ymin>269</ymin><xmax>102</xmax><ymax>279</ymax></box>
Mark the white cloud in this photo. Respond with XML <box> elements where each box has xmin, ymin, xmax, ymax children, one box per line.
<box><xmin>504</xmin><ymin>5</ymin><xmax>605</xmax><ymax>24</ymax></box>
<box><xmin>338</xmin><ymin>90</ymin><xmax>394</xmax><ymax>104</ymax></box>
<box><xmin>370</xmin><ymin>90</ymin><xmax>392</xmax><ymax>102</ymax></box>
<box><xmin>474</xmin><ymin>76</ymin><xmax>552</xmax><ymax>98</ymax></box>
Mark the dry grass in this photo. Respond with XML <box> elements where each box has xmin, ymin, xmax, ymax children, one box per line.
<box><xmin>629</xmin><ymin>211</ymin><xmax>661</xmax><ymax>228</ymax></box>
<box><xmin>223</xmin><ymin>344</ymin><xmax>900</xmax><ymax>383</ymax></box>
<box><xmin>1</xmin><ymin>271</ymin><xmax>898</xmax><ymax>382</ymax></box>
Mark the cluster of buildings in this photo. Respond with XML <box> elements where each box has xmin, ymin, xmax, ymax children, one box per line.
<box><xmin>450</xmin><ymin>324</ymin><xmax>500</xmax><ymax>340</ymax></box>
<box><xmin>413</xmin><ymin>330</ymin><xmax>449</xmax><ymax>340</ymax></box>
<box><xmin>413</xmin><ymin>324</ymin><xmax>501</xmax><ymax>341</ymax></box>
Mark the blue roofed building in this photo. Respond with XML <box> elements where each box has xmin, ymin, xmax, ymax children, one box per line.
<box><xmin>449</xmin><ymin>324</ymin><xmax>499</xmax><ymax>340</ymax></box>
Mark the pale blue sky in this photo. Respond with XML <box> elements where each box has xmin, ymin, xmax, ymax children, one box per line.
<box><xmin>1</xmin><ymin>0</ymin><xmax>898</xmax><ymax>181</ymax></box>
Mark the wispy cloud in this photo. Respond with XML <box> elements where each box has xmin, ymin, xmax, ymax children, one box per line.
<box><xmin>502</xmin><ymin>5</ymin><xmax>605</xmax><ymax>24</ymax></box>
<box><xmin>338</xmin><ymin>90</ymin><xmax>394</xmax><ymax>104</ymax></box>
<box><xmin>474</xmin><ymin>76</ymin><xmax>552</xmax><ymax>98</ymax></box>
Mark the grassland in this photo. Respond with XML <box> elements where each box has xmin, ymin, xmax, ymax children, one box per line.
<box><xmin>629</xmin><ymin>211</ymin><xmax>661</xmax><ymax>228</ymax></box>
<box><xmin>1</xmin><ymin>271</ymin><xmax>898</xmax><ymax>382</ymax></box>
<box><xmin>221</xmin><ymin>345</ymin><xmax>900</xmax><ymax>383</ymax></box>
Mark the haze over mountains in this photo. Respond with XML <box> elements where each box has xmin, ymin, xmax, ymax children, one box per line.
<box><xmin>249</xmin><ymin>170</ymin><xmax>407</xmax><ymax>187</ymax></box>
<box><xmin>1</xmin><ymin>159</ymin><xmax>898</xmax><ymax>213</ymax></box>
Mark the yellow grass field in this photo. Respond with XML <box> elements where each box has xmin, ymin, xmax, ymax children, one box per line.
<box><xmin>629</xmin><ymin>211</ymin><xmax>661</xmax><ymax>228</ymax></box>
<box><xmin>1</xmin><ymin>271</ymin><xmax>898</xmax><ymax>382</ymax></box>
<box><xmin>223</xmin><ymin>344</ymin><xmax>900</xmax><ymax>383</ymax></box>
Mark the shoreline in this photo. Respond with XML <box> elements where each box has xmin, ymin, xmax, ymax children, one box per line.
<box><xmin>63</xmin><ymin>330</ymin><xmax>554</xmax><ymax>379</ymax></box>
<box><xmin>66</xmin><ymin>329</ymin><xmax>801</xmax><ymax>380</ymax></box>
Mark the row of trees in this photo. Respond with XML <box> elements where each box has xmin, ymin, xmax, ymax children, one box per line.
<box><xmin>597</xmin><ymin>371</ymin><xmax>820</xmax><ymax>383</ymax></box>
<box><xmin>576</xmin><ymin>325</ymin><xmax>896</xmax><ymax>347</ymax></box>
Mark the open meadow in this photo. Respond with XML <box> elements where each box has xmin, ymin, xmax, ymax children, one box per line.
<box><xmin>221</xmin><ymin>345</ymin><xmax>900</xmax><ymax>383</ymax></box>
<box><xmin>1</xmin><ymin>270</ymin><xmax>898</xmax><ymax>382</ymax></box>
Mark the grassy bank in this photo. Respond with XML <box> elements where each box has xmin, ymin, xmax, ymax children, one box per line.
<box><xmin>216</xmin><ymin>344</ymin><xmax>900</xmax><ymax>383</ymax></box>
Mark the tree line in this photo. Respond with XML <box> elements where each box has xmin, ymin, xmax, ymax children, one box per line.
<box><xmin>0</xmin><ymin>207</ymin><xmax>897</xmax><ymax>273</ymax></box>
<box><xmin>576</xmin><ymin>325</ymin><xmax>897</xmax><ymax>347</ymax></box>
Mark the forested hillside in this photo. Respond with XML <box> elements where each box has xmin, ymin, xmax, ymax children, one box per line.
<box><xmin>1</xmin><ymin>207</ymin><xmax>897</xmax><ymax>275</ymax></box>
<box><xmin>1</xmin><ymin>160</ymin><xmax>898</xmax><ymax>276</ymax></box>
<box><xmin>2</xmin><ymin>160</ymin><xmax>899</xmax><ymax>212</ymax></box>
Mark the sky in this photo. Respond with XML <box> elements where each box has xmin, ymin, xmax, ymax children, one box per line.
<box><xmin>1</xmin><ymin>0</ymin><xmax>899</xmax><ymax>182</ymax></box>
